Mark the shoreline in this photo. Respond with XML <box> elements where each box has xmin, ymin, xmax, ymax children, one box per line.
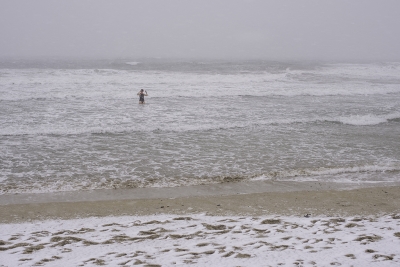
<box><xmin>2</xmin><ymin>180</ymin><xmax>399</xmax><ymax>205</ymax></box>
<box><xmin>1</xmin><ymin>183</ymin><xmax>399</xmax><ymax>223</ymax></box>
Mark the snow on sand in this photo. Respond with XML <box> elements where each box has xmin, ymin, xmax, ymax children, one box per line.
<box><xmin>1</xmin><ymin>214</ymin><xmax>400</xmax><ymax>266</ymax></box>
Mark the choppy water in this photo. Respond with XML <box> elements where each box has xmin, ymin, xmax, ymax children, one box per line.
<box><xmin>1</xmin><ymin>59</ymin><xmax>399</xmax><ymax>194</ymax></box>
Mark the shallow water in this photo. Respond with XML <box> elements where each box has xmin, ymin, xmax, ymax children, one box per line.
<box><xmin>1</xmin><ymin>59</ymin><xmax>399</xmax><ymax>194</ymax></box>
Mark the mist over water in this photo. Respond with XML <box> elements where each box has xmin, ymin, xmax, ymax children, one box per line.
<box><xmin>0</xmin><ymin>60</ymin><xmax>399</xmax><ymax>194</ymax></box>
<box><xmin>1</xmin><ymin>0</ymin><xmax>400</xmax><ymax>61</ymax></box>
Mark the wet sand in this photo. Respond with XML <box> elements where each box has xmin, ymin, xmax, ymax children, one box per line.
<box><xmin>1</xmin><ymin>183</ymin><xmax>399</xmax><ymax>223</ymax></box>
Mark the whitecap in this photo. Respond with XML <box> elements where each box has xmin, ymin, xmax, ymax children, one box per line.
<box><xmin>126</xmin><ymin>61</ymin><xmax>140</xmax><ymax>66</ymax></box>
<box><xmin>337</xmin><ymin>113</ymin><xmax>400</xmax><ymax>126</ymax></box>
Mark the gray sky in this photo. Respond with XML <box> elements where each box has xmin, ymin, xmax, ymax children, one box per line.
<box><xmin>1</xmin><ymin>0</ymin><xmax>399</xmax><ymax>61</ymax></box>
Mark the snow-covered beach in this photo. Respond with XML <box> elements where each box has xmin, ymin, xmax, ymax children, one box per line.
<box><xmin>1</xmin><ymin>213</ymin><xmax>400</xmax><ymax>266</ymax></box>
<box><xmin>1</xmin><ymin>185</ymin><xmax>400</xmax><ymax>266</ymax></box>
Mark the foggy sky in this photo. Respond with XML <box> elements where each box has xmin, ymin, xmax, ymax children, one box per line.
<box><xmin>1</xmin><ymin>0</ymin><xmax>400</xmax><ymax>61</ymax></box>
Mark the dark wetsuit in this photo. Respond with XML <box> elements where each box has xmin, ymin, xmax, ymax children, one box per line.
<box><xmin>139</xmin><ymin>93</ymin><xmax>145</xmax><ymax>103</ymax></box>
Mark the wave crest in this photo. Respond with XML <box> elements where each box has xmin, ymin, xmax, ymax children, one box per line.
<box><xmin>1</xmin><ymin>113</ymin><xmax>399</xmax><ymax>136</ymax></box>
<box><xmin>325</xmin><ymin>113</ymin><xmax>400</xmax><ymax>126</ymax></box>
<box><xmin>1</xmin><ymin>163</ymin><xmax>399</xmax><ymax>195</ymax></box>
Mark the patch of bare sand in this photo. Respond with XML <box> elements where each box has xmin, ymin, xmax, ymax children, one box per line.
<box><xmin>1</xmin><ymin>186</ymin><xmax>399</xmax><ymax>223</ymax></box>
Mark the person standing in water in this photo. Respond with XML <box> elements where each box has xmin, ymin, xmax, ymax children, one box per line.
<box><xmin>137</xmin><ymin>89</ymin><xmax>148</xmax><ymax>104</ymax></box>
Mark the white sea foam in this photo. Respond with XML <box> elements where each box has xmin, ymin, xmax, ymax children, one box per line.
<box><xmin>254</xmin><ymin>163</ymin><xmax>400</xmax><ymax>182</ymax></box>
<box><xmin>0</xmin><ymin>116</ymin><xmax>315</xmax><ymax>136</ymax></box>
<box><xmin>334</xmin><ymin>113</ymin><xmax>400</xmax><ymax>126</ymax></box>
<box><xmin>1</xmin><ymin>163</ymin><xmax>399</xmax><ymax>195</ymax></box>
<box><xmin>1</xmin><ymin>112</ymin><xmax>398</xmax><ymax>136</ymax></box>
<box><xmin>1</xmin><ymin>66</ymin><xmax>400</xmax><ymax>102</ymax></box>
<box><xmin>126</xmin><ymin>61</ymin><xmax>140</xmax><ymax>66</ymax></box>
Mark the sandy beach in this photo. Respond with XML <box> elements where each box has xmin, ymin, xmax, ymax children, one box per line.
<box><xmin>1</xmin><ymin>182</ymin><xmax>400</xmax><ymax>223</ymax></box>
<box><xmin>1</xmin><ymin>183</ymin><xmax>400</xmax><ymax>266</ymax></box>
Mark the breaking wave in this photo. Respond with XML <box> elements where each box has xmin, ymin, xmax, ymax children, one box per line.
<box><xmin>326</xmin><ymin>113</ymin><xmax>400</xmax><ymax>126</ymax></box>
<box><xmin>1</xmin><ymin>112</ymin><xmax>399</xmax><ymax>136</ymax></box>
<box><xmin>1</xmin><ymin>163</ymin><xmax>399</xmax><ymax>195</ymax></box>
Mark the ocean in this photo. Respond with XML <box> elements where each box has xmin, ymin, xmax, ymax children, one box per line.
<box><xmin>1</xmin><ymin>59</ymin><xmax>399</xmax><ymax>195</ymax></box>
